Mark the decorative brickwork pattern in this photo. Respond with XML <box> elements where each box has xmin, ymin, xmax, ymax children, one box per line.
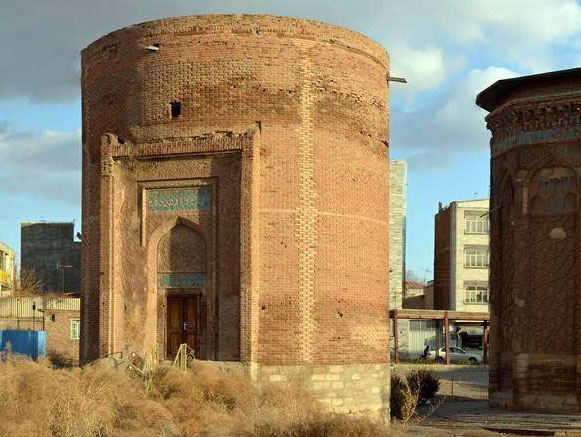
<box><xmin>297</xmin><ymin>55</ymin><xmax>317</xmax><ymax>363</ymax></box>
<box><xmin>479</xmin><ymin>70</ymin><xmax>581</xmax><ymax>413</ymax></box>
<box><xmin>81</xmin><ymin>15</ymin><xmax>390</xmax><ymax>416</ymax></box>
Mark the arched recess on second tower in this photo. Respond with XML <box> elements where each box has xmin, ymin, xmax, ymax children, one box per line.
<box><xmin>496</xmin><ymin>174</ymin><xmax>516</xmax><ymax>345</ymax></box>
<box><xmin>527</xmin><ymin>166</ymin><xmax>579</xmax><ymax>216</ymax></box>
<box><xmin>146</xmin><ymin>217</ymin><xmax>211</xmax><ymax>360</ymax></box>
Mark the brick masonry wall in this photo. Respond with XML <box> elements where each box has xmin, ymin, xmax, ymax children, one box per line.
<box><xmin>483</xmin><ymin>75</ymin><xmax>581</xmax><ymax>413</ymax></box>
<box><xmin>389</xmin><ymin>160</ymin><xmax>407</xmax><ymax>310</ymax></box>
<box><xmin>433</xmin><ymin>206</ymin><xmax>451</xmax><ymax>310</ymax></box>
<box><xmin>44</xmin><ymin>309</ymin><xmax>80</xmax><ymax>364</ymax></box>
<box><xmin>81</xmin><ymin>14</ymin><xmax>390</xmax><ymax>413</ymax></box>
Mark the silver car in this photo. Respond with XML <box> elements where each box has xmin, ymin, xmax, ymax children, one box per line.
<box><xmin>427</xmin><ymin>346</ymin><xmax>480</xmax><ymax>364</ymax></box>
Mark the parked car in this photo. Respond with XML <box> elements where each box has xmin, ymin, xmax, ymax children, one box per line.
<box><xmin>426</xmin><ymin>346</ymin><xmax>480</xmax><ymax>364</ymax></box>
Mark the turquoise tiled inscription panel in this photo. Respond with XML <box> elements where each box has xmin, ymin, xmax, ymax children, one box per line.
<box><xmin>158</xmin><ymin>273</ymin><xmax>205</xmax><ymax>288</ymax></box>
<box><xmin>148</xmin><ymin>187</ymin><xmax>211</xmax><ymax>212</ymax></box>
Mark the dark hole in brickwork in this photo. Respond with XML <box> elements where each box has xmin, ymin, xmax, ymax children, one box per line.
<box><xmin>171</xmin><ymin>101</ymin><xmax>181</xmax><ymax>119</ymax></box>
<box><xmin>261</xmin><ymin>304</ymin><xmax>267</xmax><ymax>310</ymax></box>
<box><xmin>152</xmin><ymin>43</ymin><xmax>160</xmax><ymax>48</ymax></box>
<box><xmin>118</xmin><ymin>138</ymin><xmax>125</xmax><ymax>145</ymax></box>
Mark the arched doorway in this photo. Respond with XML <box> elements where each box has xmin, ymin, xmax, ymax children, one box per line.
<box><xmin>157</xmin><ymin>223</ymin><xmax>206</xmax><ymax>359</ymax></box>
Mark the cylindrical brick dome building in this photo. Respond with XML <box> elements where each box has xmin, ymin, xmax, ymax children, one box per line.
<box><xmin>81</xmin><ymin>15</ymin><xmax>390</xmax><ymax>414</ymax></box>
<box><xmin>477</xmin><ymin>68</ymin><xmax>581</xmax><ymax>413</ymax></box>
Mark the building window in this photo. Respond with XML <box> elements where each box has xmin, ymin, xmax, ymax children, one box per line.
<box><xmin>464</xmin><ymin>211</ymin><xmax>489</xmax><ymax>234</ymax></box>
<box><xmin>70</xmin><ymin>319</ymin><xmax>80</xmax><ymax>340</ymax></box>
<box><xmin>465</xmin><ymin>246</ymin><xmax>489</xmax><ymax>268</ymax></box>
<box><xmin>465</xmin><ymin>284</ymin><xmax>489</xmax><ymax>303</ymax></box>
<box><xmin>170</xmin><ymin>101</ymin><xmax>181</xmax><ymax>119</ymax></box>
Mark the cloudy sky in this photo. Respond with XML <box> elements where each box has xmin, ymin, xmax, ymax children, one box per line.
<box><xmin>1</xmin><ymin>0</ymin><xmax>581</xmax><ymax>278</ymax></box>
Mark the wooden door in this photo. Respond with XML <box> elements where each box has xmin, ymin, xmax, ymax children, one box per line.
<box><xmin>166</xmin><ymin>295</ymin><xmax>199</xmax><ymax>358</ymax></box>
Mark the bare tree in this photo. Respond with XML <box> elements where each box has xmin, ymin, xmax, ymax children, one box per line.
<box><xmin>13</xmin><ymin>267</ymin><xmax>44</xmax><ymax>297</ymax></box>
<box><xmin>405</xmin><ymin>269</ymin><xmax>424</xmax><ymax>285</ymax></box>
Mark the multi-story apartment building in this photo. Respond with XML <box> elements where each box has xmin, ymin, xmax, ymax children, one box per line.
<box><xmin>389</xmin><ymin>160</ymin><xmax>408</xmax><ymax>310</ymax></box>
<box><xmin>0</xmin><ymin>241</ymin><xmax>16</xmax><ymax>296</ymax></box>
<box><xmin>433</xmin><ymin>199</ymin><xmax>490</xmax><ymax>312</ymax></box>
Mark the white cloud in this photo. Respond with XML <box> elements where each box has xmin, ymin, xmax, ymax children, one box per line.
<box><xmin>390</xmin><ymin>45</ymin><xmax>447</xmax><ymax>92</ymax></box>
<box><xmin>436</xmin><ymin>67</ymin><xmax>518</xmax><ymax>124</ymax></box>
<box><xmin>2</xmin><ymin>0</ymin><xmax>581</xmax><ymax>102</ymax></box>
<box><xmin>391</xmin><ymin>66</ymin><xmax>518</xmax><ymax>170</ymax></box>
<box><xmin>0</xmin><ymin>125</ymin><xmax>80</xmax><ymax>203</ymax></box>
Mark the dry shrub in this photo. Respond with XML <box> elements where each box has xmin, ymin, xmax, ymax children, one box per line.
<box><xmin>0</xmin><ymin>357</ymin><xmax>394</xmax><ymax>437</ymax></box>
<box><xmin>406</xmin><ymin>369</ymin><xmax>440</xmax><ymax>404</ymax></box>
<box><xmin>390</xmin><ymin>375</ymin><xmax>418</xmax><ymax>422</ymax></box>
<box><xmin>47</xmin><ymin>349</ymin><xmax>74</xmax><ymax>369</ymax></box>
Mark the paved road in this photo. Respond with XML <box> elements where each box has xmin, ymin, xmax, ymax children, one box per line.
<box><xmin>392</xmin><ymin>364</ymin><xmax>581</xmax><ymax>436</ymax></box>
<box><xmin>392</xmin><ymin>363</ymin><xmax>488</xmax><ymax>400</ymax></box>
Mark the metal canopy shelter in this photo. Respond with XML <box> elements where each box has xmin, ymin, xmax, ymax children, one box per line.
<box><xmin>390</xmin><ymin>309</ymin><xmax>490</xmax><ymax>366</ymax></box>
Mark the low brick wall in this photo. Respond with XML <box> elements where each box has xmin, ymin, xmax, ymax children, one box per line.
<box><xmin>44</xmin><ymin>309</ymin><xmax>80</xmax><ymax>364</ymax></box>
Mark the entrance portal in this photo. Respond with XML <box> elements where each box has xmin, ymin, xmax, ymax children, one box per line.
<box><xmin>167</xmin><ymin>294</ymin><xmax>199</xmax><ymax>359</ymax></box>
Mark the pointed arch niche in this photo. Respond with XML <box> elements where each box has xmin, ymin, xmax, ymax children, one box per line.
<box><xmin>145</xmin><ymin>217</ymin><xmax>214</xmax><ymax>360</ymax></box>
<box><xmin>528</xmin><ymin>166</ymin><xmax>578</xmax><ymax>216</ymax></box>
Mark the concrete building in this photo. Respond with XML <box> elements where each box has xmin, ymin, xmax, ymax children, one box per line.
<box><xmin>81</xmin><ymin>15</ymin><xmax>390</xmax><ymax>415</ymax></box>
<box><xmin>389</xmin><ymin>160</ymin><xmax>408</xmax><ymax>310</ymax></box>
<box><xmin>433</xmin><ymin>199</ymin><xmax>490</xmax><ymax>312</ymax></box>
<box><xmin>478</xmin><ymin>68</ymin><xmax>581</xmax><ymax>413</ymax></box>
<box><xmin>0</xmin><ymin>241</ymin><xmax>16</xmax><ymax>296</ymax></box>
<box><xmin>21</xmin><ymin>222</ymin><xmax>81</xmax><ymax>294</ymax></box>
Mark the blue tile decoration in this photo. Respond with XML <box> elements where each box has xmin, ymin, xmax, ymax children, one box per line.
<box><xmin>492</xmin><ymin>127</ymin><xmax>581</xmax><ymax>156</ymax></box>
<box><xmin>148</xmin><ymin>187</ymin><xmax>211</xmax><ymax>212</ymax></box>
<box><xmin>158</xmin><ymin>273</ymin><xmax>205</xmax><ymax>288</ymax></box>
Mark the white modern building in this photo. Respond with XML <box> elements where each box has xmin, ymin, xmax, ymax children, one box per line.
<box><xmin>388</xmin><ymin>160</ymin><xmax>408</xmax><ymax>310</ymax></box>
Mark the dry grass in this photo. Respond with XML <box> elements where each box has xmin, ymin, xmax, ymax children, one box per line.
<box><xmin>0</xmin><ymin>357</ymin><xmax>394</xmax><ymax>437</ymax></box>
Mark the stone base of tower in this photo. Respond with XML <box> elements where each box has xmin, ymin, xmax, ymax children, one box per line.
<box><xmin>172</xmin><ymin>360</ymin><xmax>390</xmax><ymax>419</ymax></box>
<box><xmin>490</xmin><ymin>353</ymin><xmax>581</xmax><ymax>414</ymax></box>
<box><xmin>256</xmin><ymin>363</ymin><xmax>390</xmax><ymax>419</ymax></box>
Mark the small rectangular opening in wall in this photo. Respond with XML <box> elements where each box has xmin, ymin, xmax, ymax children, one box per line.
<box><xmin>171</xmin><ymin>101</ymin><xmax>181</xmax><ymax>119</ymax></box>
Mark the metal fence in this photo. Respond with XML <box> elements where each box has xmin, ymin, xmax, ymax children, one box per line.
<box><xmin>0</xmin><ymin>317</ymin><xmax>45</xmax><ymax>331</ymax></box>
<box><xmin>0</xmin><ymin>296</ymin><xmax>80</xmax><ymax>331</ymax></box>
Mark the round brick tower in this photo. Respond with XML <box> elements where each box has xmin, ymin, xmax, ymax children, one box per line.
<box><xmin>478</xmin><ymin>68</ymin><xmax>581</xmax><ymax>413</ymax></box>
<box><xmin>81</xmin><ymin>15</ymin><xmax>390</xmax><ymax>415</ymax></box>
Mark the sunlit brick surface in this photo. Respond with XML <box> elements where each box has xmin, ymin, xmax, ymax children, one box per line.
<box><xmin>81</xmin><ymin>14</ymin><xmax>390</xmax><ymax>415</ymax></box>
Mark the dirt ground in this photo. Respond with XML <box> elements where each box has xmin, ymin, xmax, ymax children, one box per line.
<box><xmin>392</xmin><ymin>364</ymin><xmax>581</xmax><ymax>436</ymax></box>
